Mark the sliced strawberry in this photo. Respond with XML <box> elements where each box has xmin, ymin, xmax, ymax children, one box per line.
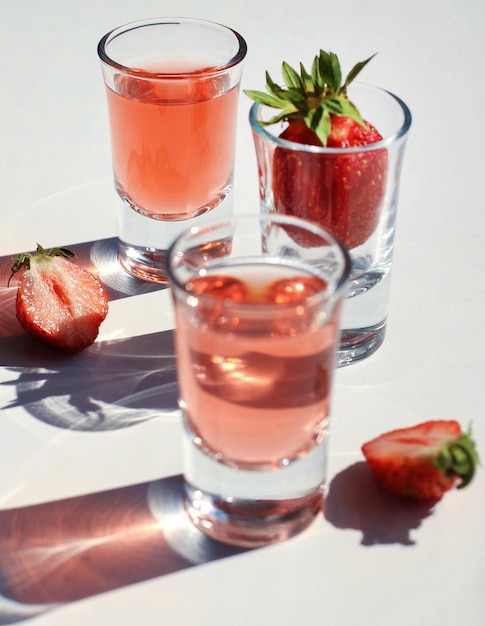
<box><xmin>362</xmin><ymin>420</ymin><xmax>479</xmax><ymax>501</ymax></box>
<box><xmin>246</xmin><ymin>50</ymin><xmax>387</xmax><ymax>249</ymax></box>
<box><xmin>9</xmin><ymin>245</ymin><xmax>109</xmax><ymax>353</ymax></box>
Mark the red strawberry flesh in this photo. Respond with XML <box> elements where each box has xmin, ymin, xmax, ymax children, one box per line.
<box><xmin>273</xmin><ymin>117</ymin><xmax>387</xmax><ymax>249</ymax></box>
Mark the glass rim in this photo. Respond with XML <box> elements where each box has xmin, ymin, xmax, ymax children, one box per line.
<box><xmin>97</xmin><ymin>17</ymin><xmax>247</xmax><ymax>78</ymax></box>
<box><xmin>165</xmin><ymin>213</ymin><xmax>351</xmax><ymax>308</ymax></box>
<box><xmin>249</xmin><ymin>82</ymin><xmax>412</xmax><ymax>154</ymax></box>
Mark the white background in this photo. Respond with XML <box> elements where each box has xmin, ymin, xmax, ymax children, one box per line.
<box><xmin>0</xmin><ymin>1</ymin><xmax>484</xmax><ymax>625</ymax></box>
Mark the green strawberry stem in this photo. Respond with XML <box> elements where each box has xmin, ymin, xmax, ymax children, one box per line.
<box><xmin>8</xmin><ymin>244</ymin><xmax>75</xmax><ymax>286</ymax></box>
<box><xmin>437</xmin><ymin>427</ymin><xmax>480</xmax><ymax>489</ymax></box>
<box><xmin>245</xmin><ymin>49</ymin><xmax>376</xmax><ymax>145</ymax></box>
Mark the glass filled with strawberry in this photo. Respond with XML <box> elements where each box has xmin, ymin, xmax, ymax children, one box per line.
<box><xmin>166</xmin><ymin>213</ymin><xmax>350</xmax><ymax>547</ymax></box>
<box><xmin>247</xmin><ymin>51</ymin><xmax>412</xmax><ymax>365</ymax></box>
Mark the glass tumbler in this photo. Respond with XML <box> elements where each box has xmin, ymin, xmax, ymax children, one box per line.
<box><xmin>166</xmin><ymin>213</ymin><xmax>350</xmax><ymax>547</ymax></box>
<box><xmin>98</xmin><ymin>18</ymin><xmax>247</xmax><ymax>282</ymax></box>
<box><xmin>250</xmin><ymin>83</ymin><xmax>412</xmax><ymax>365</ymax></box>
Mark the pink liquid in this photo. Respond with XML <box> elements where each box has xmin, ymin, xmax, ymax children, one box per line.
<box><xmin>174</xmin><ymin>265</ymin><xmax>340</xmax><ymax>468</ymax></box>
<box><xmin>105</xmin><ymin>73</ymin><xmax>239</xmax><ymax>219</ymax></box>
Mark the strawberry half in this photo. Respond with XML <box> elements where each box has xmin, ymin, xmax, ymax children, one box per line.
<box><xmin>9</xmin><ymin>244</ymin><xmax>109</xmax><ymax>353</ymax></box>
<box><xmin>245</xmin><ymin>50</ymin><xmax>387</xmax><ymax>249</ymax></box>
<box><xmin>362</xmin><ymin>420</ymin><xmax>480</xmax><ymax>501</ymax></box>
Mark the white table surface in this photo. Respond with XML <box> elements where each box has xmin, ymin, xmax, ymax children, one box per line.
<box><xmin>1</xmin><ymin>0</ymin><xmax>484</xmax><ymax>624</ymax></box>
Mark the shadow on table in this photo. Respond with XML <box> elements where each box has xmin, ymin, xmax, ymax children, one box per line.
<box><xmin>0</xmin><ymin>238</ymin><xmax>176</xmax><ymax>431</ymax></box>
<box><xmin>0</xmin><ymin>239</ymin><xmax>247</xmax><ymax>622</ymax></box>
<box><xmin>0</xmin><ymin>475</ymin><xmax>249</xmax><ymax>624</ymax></box>
<box><xmin>0</xmin><ymin>465</ymin><xmax>439</xmax><ymax>624</ymax></box>
<box><xmin>0</xmin><ymin>329</ymin><xmax>178</xmax><ymax>431</ymax></box>
<box><xmin>324</xmin><ymin>462</ymin><xmax>437</xmax><ymax>546</ymax></box>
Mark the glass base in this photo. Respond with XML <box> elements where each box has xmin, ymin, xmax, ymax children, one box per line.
<box><xmin>118</xmin><ymin>241</ymin><xmax>170</xmax><ymax>283</ymax></box>
<box><xmin>336</xmin><ymin>262</ymin><xmax>391</xmax><ymax>366</ymax></box>
<box><xmin>184</xmin><ymin>482</ymin><xmax>323</xmax><ymax>548</ymax></box>
<box><xmin>115</xmin><ymin>189</ymin><xmax>234</xmax><ymax>283</ymax></box>
<box><xmin>336</xmin><ymin>321</ymin><xmax>386</xmax><ymax>367</ymax></box>
<box><xmin>182</xmin><ymin>425</ymin><xmax>328</xmax><ymax>548</ymax></box>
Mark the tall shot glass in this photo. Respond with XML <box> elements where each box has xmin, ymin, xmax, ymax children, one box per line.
<box><xmin>98</xmin><ymin>18</ymin><xmax>247</xmax><ymax>282</ymax></box>
<box><xmin>249</xmin><ymin>84</ymin><xmax>412</xmax><ymax>365</ymax></box>
<box><xmin>166</xmin><ymin>214</ymin><xmax>350</xmax><ymax>547</ymax></box>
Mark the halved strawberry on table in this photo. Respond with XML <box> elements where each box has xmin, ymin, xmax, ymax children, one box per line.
<box><xmin>9</xmin><ymin>244</ymin><xmax>109</xmax><ymax>353</ymax></box>
<box><xmin>362</xmin><ymin>420</ymin><xmax>480</xmax><ymax>501</ymax></box>
<box><xmin>245</xmin><ymin>50</ymin><xmax>387</xmax><ymax>249</ymax></box>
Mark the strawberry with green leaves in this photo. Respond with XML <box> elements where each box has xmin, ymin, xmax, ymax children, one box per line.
<box><xmin>362</xmin><ymin>420</ymin><xmax>480</xmax><ymax>501</ymax></box>
<box><xmin>9</xmin><ymin>244</ymin><xmax>109</xmax><ymax>353</ymax></box>
<box><xmin>246</xmin><ymin>50</ymin><xmax>387</xmax><ymax>249</ymax></box>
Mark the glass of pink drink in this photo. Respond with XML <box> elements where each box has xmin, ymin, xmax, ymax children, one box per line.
<box><xmin>167</xmin><ymin>214</ymin><xmax>350</xmax><ymax>547</ymax></box>
<box><xmin>98</xmin><ymin>18</ymin><xmax>247</xmax><ymax>282</ymax></box>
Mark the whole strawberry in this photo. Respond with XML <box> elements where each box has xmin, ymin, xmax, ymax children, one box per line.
<box><xmin>362</xmin><ymin>420</ymin><xmax>479</xmax><ymax>501</ymax></box>
<box><xmin>246</xmin><ymin>51</ymin><xmax>387</xmax><ymax>249</ymax></box>
<box><xmin>9</xmin><ymin>244</ymin><xmax>109</xmax><ymax>353</ymax></box>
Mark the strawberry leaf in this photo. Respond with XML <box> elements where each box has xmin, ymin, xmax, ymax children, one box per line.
<box><xmin>448</xmin><ymin>428</ymin><xmax>481</xmax><ymax>488</ymax></box>
<box><xmin>264</xmin><ymin>108</ymin><xmax>298</xmax><ymax>126</ymax></box>
<box><xmin>286</xmin><ymin>88</ymin><xmax>308</xmax><ymax>109</ymax></box>
<box><xmin>305</xmin><ymin>105</ymin><xmax>323</xmax><ymax>132</ymax></box>
<box><xmin>339</xmin><ymin>99</ymin><xmax>367</xmax><ymax>127</ymax></box>
<box><xmin>318</xmin><ymin>50</ymin><xmax>341</xmax><ymax>93</ymax></box>
<box><xmin>265</xmin><ymin>71</ymin><xmax>285</xmax><ymax>98</ymax></box>
<box><xmin>245</xmin><ymin>49</ymin><xmax>377</xmax><ymax>140</ymax></box>
<box><xmin>299</xmin><ymin>63</ymin><xmax>313</xmax><ymax>92</ymax></box>
<box><xmin>305</xmin><ymin>106</ymin><xmax>331</xmax><ymax>145</ymax></box>
<box><xmin>343</xmin><ymin>53</ymin><xmax>377</xmax><ymax>92</ymax></box>
<box><xmin>244</xmin><ymin>89</ymin><xmax>288</xmax><ymax>108</ymax></box>
<box><xmin>323</xmin><ymin>96</ymin><xmax>348</xmax><ymax>115</ymax></box>
<box><xmin>311</xmin><ymin>55</ymin><xmax>324</xmax><ymax>95</ymax></box>
<box><xmin>282</xmin><ymin>61</ymin><xmax>303</xmax><ymax>91</ymax></box>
